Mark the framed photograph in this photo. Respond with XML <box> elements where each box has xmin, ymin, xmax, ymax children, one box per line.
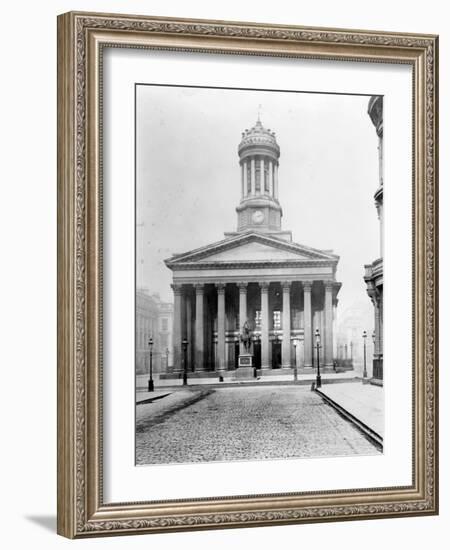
<box><xmin>57</xmin><ymin>11</ymin><xmax>439</xmax><ymax>538</ymax></box>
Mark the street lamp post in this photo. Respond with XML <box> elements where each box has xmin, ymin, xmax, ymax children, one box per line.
<box><xmin>182</xmin><ymin>338</ymin><xmax>189</xmax><ymax>386</ymax></box>
<box><xmin>293</xmin><ymin>339</ymin><xmax>298</xmax><ymax>382</ymax></box>
<box><xmin>166</xmin><ymin>347</ymin><xmax>169</xmax><ymax>371</ymax></box>
<box><xmin>253</xmin><ymin>333</ymin><xmax>260</xmax><ymax>377</ymax></box>
<box><xmin>148</xmin><ymin>338</ymin><xmax>154</xmax><ymax>392</ymax></box>
<box><xmin>362</xmin><ymin>330</ymin><xmax>368</xmax><ymax>379</ymax></box>
<box><xmin>315</xmin><ymin>328</ymin><xmax>321</xmax><ymax>388</ymax></box>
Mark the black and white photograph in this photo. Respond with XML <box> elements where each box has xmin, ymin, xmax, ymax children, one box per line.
<box><xmin>1</xmin><ymin>0</ymin><xmax>442</xmax><ymax>545</ymax></box>
<box><xmin>135</xmin><ymin>84</ymin><xmax>384</xmax><ymax>466</ymax></box>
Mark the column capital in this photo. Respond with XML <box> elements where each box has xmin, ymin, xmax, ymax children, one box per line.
<box><xmin>194</xmin><ymin>283</ymin><xmax>205</xmax><ymax>294</ymax></box>
<box><xmin>216</xmin><ymin>282</ymin><xmax>226</xmax><ymax>294</ymax></box>
<box><xmin>237</xmin><ymin>282</ymin><xmax>248</xmax><ymax>291</ymax></box>
<box><xmin>302</xmin><ymin>281</ymin><xmax>313</xmax><ymax>292</ymax></box>
<box><xmin>171</xmin><ymin>283</ymin><xmax>183</xmax><ymax>295</ymax></box>
<box><xmin>367</xmin><ymin>286</ymin><xmax>382</xmax><ymax>307</ymax></box>
<box><xmin>281</xmin><ymin>281</ymin><xmax>292</xmax><ymax>291</ymax></box>
<box><xmin>324</xmin><ymin>280</ymin><xmax>334</xmax><ymax>291</ymax></box>
<box><xmin>259</xmin><ymin>281</ymin><xmax>270</xmax><ymax>291</ymax></box>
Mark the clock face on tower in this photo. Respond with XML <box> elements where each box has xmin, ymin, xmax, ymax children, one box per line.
<box><xmin>252</xmin><ymin>210</ymin><xmax>265</xmax><ymax>224</ymax></box>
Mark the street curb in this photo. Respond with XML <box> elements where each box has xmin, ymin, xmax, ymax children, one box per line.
<box><xmin>136</xmin><ymin>377</ymin><xmax>360</xmax><ymax>391</ymax></box>
<box><xmin>315</xmin><ymin>388</ymin><xmax>383</xmax><ymax>450</ymax></box>
<box><xmin>136</xmin><ymin>388</ymin><xmax>214</xmax><ymax>435</ymax></box>
<box><xmin>136</xmin><ymin>392</ymin><xmax>171</xmax><ymax>405</ymax></box>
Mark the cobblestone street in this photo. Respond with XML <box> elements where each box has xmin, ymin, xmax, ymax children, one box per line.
<box><xmin>136</xmin><ymin>385</ymin><xmax>380</xmax><ymax>465</ymax></box>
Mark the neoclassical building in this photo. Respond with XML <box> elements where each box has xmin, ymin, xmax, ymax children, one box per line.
<box><xmin>165</xmin><ymin>118</ymin><xmax>341</xmax><ymax>376</ymax></box>
<box><xmin>364</xmin><ymin>96</ymin><xmax>384</xmax><ymax>383</ymax></box>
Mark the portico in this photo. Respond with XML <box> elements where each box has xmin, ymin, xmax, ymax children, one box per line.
<box><xmin>167</xmin><ymin>235</ymin><xmax>340</xmax><ymax>374</ymax></box>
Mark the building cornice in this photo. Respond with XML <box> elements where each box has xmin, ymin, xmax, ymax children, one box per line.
<box><xmin>170</xmin><ymin>259</ymin><xmax>338</xmax><ymax>271</ymax></box>
<box><xmin>165</xmin><ymin>232</ymin><xmax>339</xmax><ymax>266</ymax></box>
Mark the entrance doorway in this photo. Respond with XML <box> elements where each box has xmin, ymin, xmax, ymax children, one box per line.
<box><xmin>234</xmin><ymin>342</ymin><xmax>239</xmax><ymax>369</ymax></box>
<box><xmin>272</xmin><ymin>341</ymin><xmax>282</xmax><ymax>369</ymax></box>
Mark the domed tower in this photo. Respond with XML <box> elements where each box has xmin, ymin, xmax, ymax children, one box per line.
<box><xmin>231</xmin><ymin>118</ymin><xmax>291</xmax><ymax>241</ymax></box>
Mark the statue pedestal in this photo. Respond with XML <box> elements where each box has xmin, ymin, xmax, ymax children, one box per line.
<box><xmin>235</xmin><ymin>354</ymin><xmax>254</xmax><ymax>379</ymax></box>
<box><xmin>238</xmin><ymin>353</ymin><xmax>253</xmax><ymax>367</ymax></box>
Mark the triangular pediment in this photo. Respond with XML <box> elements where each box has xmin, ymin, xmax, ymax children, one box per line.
<box><xmin>198</xmin><ymin>241</ymin><xmax>310</xmax><ymax>262</ymax></box>
<box><xmin>165</xmin><ymin>232</ymin><xmax>338</xmax><ymax>267</ymax></box>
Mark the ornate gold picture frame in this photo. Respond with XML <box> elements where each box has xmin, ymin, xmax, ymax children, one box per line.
<box><xmin>57</xmin><ymin>11</ymin><xmax>438</xmax><ymax>538</ymax></box>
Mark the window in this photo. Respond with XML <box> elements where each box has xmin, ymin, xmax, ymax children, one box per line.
<box><xmin>255</xmin><ymin>157</ymin><xmax>261</xmax><ymax>192</ymax></box>
<box><xmin>160</xmin><ymin>334</ymin><xmax>168</xmax><ymax>348</ymax></box>
<box><xmin>273</xmin><ymin>310</ymin><xmax>281</xmax><ymax>330</ymax></box>
<box><xmin>254</xmin><ymin>310</ymin><xmax>261</xmax><ymax>329</ymax></box>
<box><xmin>161</xmin><ymin>317</ymin><xmax>168</xmax><ymax>331</ymax></box>
<box><xmin>264</xmin><ymin>160</ymin><xmax>270</xmax><ymax>192</ymax></box>
<box><xmin>247</xmin><ymin>162</ymin><xmax>251</xmax><ymax>194</ymax></box>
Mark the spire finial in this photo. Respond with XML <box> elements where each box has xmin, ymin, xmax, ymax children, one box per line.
<box><xmin>257</xmin><ymin>104</ymin><xmax>262</xmax><ymax>123</ymax></box>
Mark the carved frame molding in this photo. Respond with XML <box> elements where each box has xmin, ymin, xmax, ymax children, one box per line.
<box><xmin>57</xmin><ymin>11</ymin><xmax>438</xmax><ymax>538</ymax></box>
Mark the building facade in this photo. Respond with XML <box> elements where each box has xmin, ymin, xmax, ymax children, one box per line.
<box><xmin>136</xmin><ymin>289</ymin><xmax>174</xmax><ymax>375</ymax></box>
<box><xmin>336</xmin><ymin>303</ymin><xmax>374</xmax><ymax>375</ymax></box>
<box><xmin>165</xmin><ymin>118</ymin><xmax>341</xmax><ymax>376</ymax></box>
<box><xmin>364</xmin><ymin>96</ymin><xmax>384</xmax><ymax>383</ymax></box>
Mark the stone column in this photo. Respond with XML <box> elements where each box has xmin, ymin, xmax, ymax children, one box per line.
<box><xmin>260</xmin><ymin>158</ymin><xmax>265</xmax><ymax>193</ymax></box>
<box><xmin>241</xmin><ymin>162</ymin><xmax>245</xmax><ymax>198</ymax></box>
<box><xmin>238</xmin><ymin>282</ymin><xmax>248</xmax><ymax>354</ymax></box>
<box><xmin>324</xmin><ymin>281</ymin><xmax>334</xmax><ymax>367</ymax></box>
<box><xmin>216</xmin><ymin>283</ymin><xmax>226</xmax><ymax>373</ymax></box>
<box><xmin>251</xmin><ymin>158</ymin><xmax>256</xmax><ymax>196</ymax></box>
<box><xmin>186</xmin><ymin>291</ymin><xmax>192</xmax><ymax>371</ymax></box>
<box><xmin>260</xmin><ymin>282</ymin><xmax>270</xmax><ymax>369</ymax></box>
<box><xmin>282</xmin><ymin>281</ymin><xmax>291</xmax><ymax>368</ymax></box>
<box><xmin>374</xmin><ymin>300</ymin><xmax>380</xmax><ymax>356</ymax></box>
<box><xmin>171</xmin><ymin>283</ymin><xmax>183</xmax><ymax>372</ymax></box>
<box><xmin>194</xmin><ymin>284</ymin><xmax>205</xmax><ymax>371</ymax></box>
<box><xmin>378</xmin><ymin>293</ymin><xmax>383</xmax><ymax>356</ymax></box>
<box><xmin>333</xmin><ymin>302</ymin><xmax>338</xmax><ymax>359</ymax></box>
<box><xmin>303</xmin><ymin>281</ymin><xmax>313</xmax><ymax>367</ymax></box>
<box><xmin>269</xmin><ymin>160</ymin><xmax>273</xmax><ymax>197</ymax></box>
<box><xmin>377</xmin><ymin>202</ymin><xmax>384</xmax><ymax>258</ymax></box>
<box><xmin>370</xmin><ymin>288</ymin><xmax>382</xmax><ymax>358</ymax></box>
<box><xmin>243</xmin><ymin>161</ymin><xmax>248</xmax><ymax>197</ymax></box>
<box><xmin>274</xmin><ymin>163</ymin><xmax>279</xmax><ymax>198</ymax></box>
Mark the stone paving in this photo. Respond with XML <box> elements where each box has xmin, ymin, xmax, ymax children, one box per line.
<box><xmin>136</xmin><ymin>385</ymin><xmax>380</xmax><ymax>465</ymax></box>
<box><xmin>318</xmin><ymin>382</ymin><xmax>384</xmax><ymax>437</ymax></box>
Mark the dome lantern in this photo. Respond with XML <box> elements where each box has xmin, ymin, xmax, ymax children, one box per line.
<box><xmin>234</xmin><ymin>117</ymin><xmax>284</xmax><ymax>236</ymax></box>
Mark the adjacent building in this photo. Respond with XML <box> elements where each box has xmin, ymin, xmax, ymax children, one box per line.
<box><xmin>136</xmin><ymin>289</ymin><xmax>173</xmax><ymax>375</ymax></box>
<box><xmin>336</xmin><ymin>303</ymin><xmax>374</xmax><ymax>375</ymax></box>
<box><xmin>364</xmin><ymin>96</ymin><xmax>384</xmax><ymax>383</ymax></box>
<box><xmin>165</xmin><ymin>117</ymin><xmax>341</xmax><ymax>376</ymax></box>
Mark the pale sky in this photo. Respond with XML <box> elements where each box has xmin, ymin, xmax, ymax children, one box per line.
<box><xmin>136</xmin><ymin>84</ymin><xmax>380</xmax><ymax>329</ymax></box>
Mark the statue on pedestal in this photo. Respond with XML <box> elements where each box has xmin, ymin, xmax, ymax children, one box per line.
<box><xmin>237</xmin><ymin>321</ymin><xmax>254</xmax><ymax>377</ymax></box>
<box><xmin>240</xmin><ymin>321</ymin><xmax>251</xmax><ymax>352</ymax></box>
